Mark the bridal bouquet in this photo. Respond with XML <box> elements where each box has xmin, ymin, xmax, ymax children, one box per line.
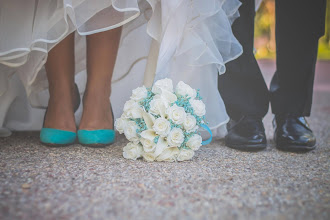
<box><xmin>115</xmin><ymin>78</ymin><xmax>210</xmax><ymax>162</ymax></box>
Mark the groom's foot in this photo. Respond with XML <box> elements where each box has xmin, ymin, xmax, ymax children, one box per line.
<box><xmin>273</xmin><ymin>115</ymin><xmax>316</xmax><ymax>152</ymax></box>
<box><xmin>225</xmin><ymin>116</ymin><xmax>267</xmax><ymax>151</ymax></box>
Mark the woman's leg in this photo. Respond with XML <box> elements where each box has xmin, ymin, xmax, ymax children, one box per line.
<box><xmin>79</xmin><ymin>27</ymin><xmax>122</xmax><ymax>130</ymax></box>
<box><xmin>44</xmin><ymin>33</ymin><xmax>79</xmax><ymax>132</ymax></box>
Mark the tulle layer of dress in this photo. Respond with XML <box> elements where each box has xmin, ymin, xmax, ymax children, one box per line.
<box><xmin>0</xmin><ymin>0</ymin><xmax>242</xmax><ymax>138</ymax></box>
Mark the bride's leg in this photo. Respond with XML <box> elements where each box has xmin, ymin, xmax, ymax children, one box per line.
<box><xmin>44</xmin><ymin>33</ymin><xmax>78</xmax><ymax>132</ymax></box>
<box><xmin>79</xmin><ymin>27</ymin><xmax>122</xmax><ymax>130</ymax></box>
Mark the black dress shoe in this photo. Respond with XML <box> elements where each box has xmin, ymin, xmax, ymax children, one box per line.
<box><xmin>273</xmin><ymin>115</ymin><xmax>316</xmax><ymax>152</ymax></box>
<box><xmin>225</xmin><ymin>116</ymin><xmax>267</xmax><ymax>151</ymax></box>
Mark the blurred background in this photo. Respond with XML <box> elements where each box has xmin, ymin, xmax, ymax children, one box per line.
<box><xmin>254</xmin><ymin>0</ymin><xmax>330</xmax><ymax>60</ymax></box>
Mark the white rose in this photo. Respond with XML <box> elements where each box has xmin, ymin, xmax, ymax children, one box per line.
<box><xmin>176</xmin><ymin>81</ymin><xmax>197</xmax><ymax>99</ymax></box>
<box><xmin>129</xmin><ymin>107</ymin><xmax>143</xmax><ymax>119</ymax></box>
<box><xmin>167</xmin><ymin>128</ymin><xmax>185</xmax><ymax>147</ymax></box>
<box><xmin>152</xmin><ymin>78</ymin><xmax>173</xmax><ymax>94</ymax></box>
<box><xmin>156</xmin><ymin>147</ymin><xmax>180</xmax><ymax>162</ymax></box>
<box><xmin>140</xmin><ymin>138</ymin><xmax>156</xmax><ymax>152</ymax></box>
<box><xmin>153</xmin><ymin>118</ymin><xmax>171</xmax><ymax>137</ymax></box>
<box><xmin>124</xmin><ymin>121</ymin><xmax>139</xmax><ymax>143</ymax></box>
<box><xmin>190</xmin><ymin>99</ymin><xmax>206</xmax><ymax>117</ymax></box>
<box><xmin>149</xmin><ymin>98</ymin><xmax>166</xmax><ymax>116</ymax></box>
<box><xmin>183</xmin><ymin>114</ymin><xmax>197</xmax><ymax>132</ymax></box>
<box><xmin>177</xmin><ymin>149</ymin><xmax>195</xmax><ymax>161</ymax></box>
<box><xmin>115</xmin><ymin>117</ymin><xmax>127</xmax><ymax>134</ymax></box>
<box><xmin>166</xmin><ymin>104</ymin><xmax>186</xmax><ymax>125</ymax></box>
<box><xmin>130</xmin><ymin>86</ymin><xmax>148</xmax><ymax>102</ymax></box>
<box><xmin>123</xmin><ymin>142</ymin><xmax>143</xmax><ymax>160</ymax></box>
<box><xmin>123</xmin><ymin>100</ymin><xmax>137</xmax><ymax>112</ymax></box>
<box><xmin>143</xmin><ymin>152</ymin><xmax>157</xmax><ymax>162</ymax></box>
<box><xmin>186</xmin><ymin>134</ymin><xmax>202</xmax><ymax>151</ymax></box>
<box><xmin>123</xmin><ymin>100</ymin><xmax>143</xmax><ymax>119</ymax></box>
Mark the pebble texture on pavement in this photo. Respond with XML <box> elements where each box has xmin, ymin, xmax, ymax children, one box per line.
<box><xmin>0</xmin><ymin>61</ymin><xmax>329</xmax><ymax>220</ymax></box>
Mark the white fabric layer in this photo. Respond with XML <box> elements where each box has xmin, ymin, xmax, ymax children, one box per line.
<box><xmin>0</xmin><ymin>0</ymin><xmax>242</xmax><ymax>139</ymax></box>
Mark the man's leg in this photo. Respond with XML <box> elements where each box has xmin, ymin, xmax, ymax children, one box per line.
<box><xmin>219</xmin><ymin>0</ymin><xmax>269</xmax><ymax>120</ymax></box>
<box><xmin>271</xmin><ymin>0</ymin><xmax>326</xmax><ymax>151</ymax></box>
<box><xmin>218</xmin><ymin>0</ymin><xmax>269</xmax><ymax>151</ymax></box>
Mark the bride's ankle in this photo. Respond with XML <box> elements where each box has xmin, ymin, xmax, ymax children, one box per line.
<box><xmin>84</xmin><ymin>81</ymin><xmax>111</xmax><ymax>98</ymax></box>
<box><xmin>44</xmin><ymin>101</ymin><xmax>76</xmax><ymax>132</ymax></box>
<box><xmin>79</xmin><ymin>96</ymin><xmax>113</xmax><ymax>130</ymax></box>
<box><xmin>82</xmin><ymin>88</ymin><xmax>111</xmax><ymax>108</ymax></box>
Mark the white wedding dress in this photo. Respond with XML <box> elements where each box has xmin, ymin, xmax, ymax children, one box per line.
<box><xmin>0</xmin><ymin>0</ymin><xmax>242</xmax><ymax>138</ymax></box>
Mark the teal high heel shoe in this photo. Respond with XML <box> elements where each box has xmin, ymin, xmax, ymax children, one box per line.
<box><xmin>77</xmin><ymin>105</ymin><xmax>115</xmax><ymax>147</ymax></box>
<box><xmin>40</xmin><ymin>128</ymin><xmax>77</xmax><ymax>146</ymax></box>
<box><xmin>40</xmin><ymin>84</ymin><xmax>80</xmax><ymax>146</ymax></box>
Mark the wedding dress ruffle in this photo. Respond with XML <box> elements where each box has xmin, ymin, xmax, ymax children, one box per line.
<box><xmin>0</xmin><ymin>0</ymin><xmax>141</xmax><ymax>103</ymax></box>
<box><xmin>0</xmin><ymin>0</ymin><xmax>242</xmax><ymax>139</ymax></box>
<box><xmin>145</xmin><ymin>0</ymin><xmax>242</xmax><ymax>138</ymax></box>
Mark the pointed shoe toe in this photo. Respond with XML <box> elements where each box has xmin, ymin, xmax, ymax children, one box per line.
<box><xmin>225</xmin><ymin>116</ymin><xmax>267</xmax><ymax>151</ymax></box>
<box><xmin>274</xmin><ymin>116</ymin><xmax>316</xmax><ymax>152</ymax></box>
<box><xmin>77</xmin><ymin>129</ymin><xmax>115</xmax><ymax>147</ymax></box>
<box><xmin>40</xmin><ymin>128</ymin><xmax>76</xmax><ymax>147</ymax></box>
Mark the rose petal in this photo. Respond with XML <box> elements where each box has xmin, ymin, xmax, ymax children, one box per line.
<box><xmin>158</xmin><ymin>101</ymin><xmax>166</xmax><ymax>118</ymax></box>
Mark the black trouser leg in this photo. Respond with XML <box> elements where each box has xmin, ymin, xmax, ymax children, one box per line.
<box><xmin>270</xmin><ymin>0</ymin><xmax>326</xmax><ymax>116</ymax></box>
<box><xmin>218</xmin><ymin>0</ymin><xmax>269</xmax><ymax>121</ymax></box>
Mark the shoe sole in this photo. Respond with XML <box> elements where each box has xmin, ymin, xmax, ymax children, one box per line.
<box><xmin>276</xmin><ymin>144</ymin><xmax>316</xmax><ymax>152</ymax></box>
<box><xmin>41</xmin><ymin>142</ymin><xmax>74</xmax><ymax>147</ymax></box>
<box><xmin>80</xmin><ymin>143</ymin><xmax>113</xmax><ymax>148</ymax></box>
<box><xmin>225</xmin><ymin>143</ymin><xmax>267</xmax><ymax>152</ymax></box>
<box><xmin>42</xmin><ymin>142</ymin><xmax>113</xmax><ymax>148</ymax></box>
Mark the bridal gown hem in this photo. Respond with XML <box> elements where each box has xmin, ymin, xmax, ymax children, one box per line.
<box><xmin>0</xmin><ymin>0</ymin><xmax>243</xmax><ymax>139</ymax></box>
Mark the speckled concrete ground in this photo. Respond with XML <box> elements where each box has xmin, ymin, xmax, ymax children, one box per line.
<box><xmin>0</xmin><ymin>61</ymin><xmax>329</xmax><ymax>220</ymax></box>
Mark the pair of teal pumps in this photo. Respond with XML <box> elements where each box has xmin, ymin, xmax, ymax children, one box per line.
<box><xmin>40</xmin><ymin>128</ymin><xmax>115</xmax><ymax>147</ymax></box>
<box><xmin>40</xmin><ymin>84</ymin><xmax>115</xmax><ymax>147</ymax></box>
